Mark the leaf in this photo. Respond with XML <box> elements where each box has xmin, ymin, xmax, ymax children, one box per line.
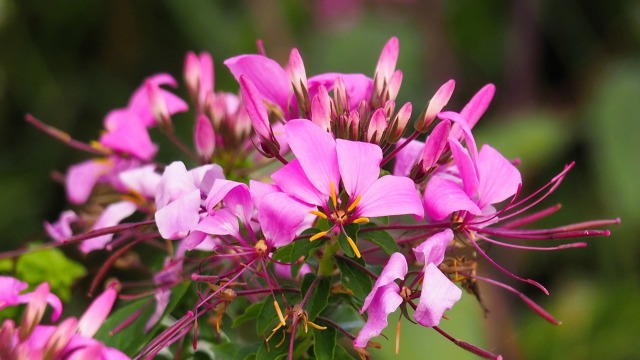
<box><xmin>333</xmin><ymin>344</ymin><xmax>357</xmax><ymax>360</ymax></box>
<box><xmin>335</xmin><ymin>256</ymin><xmax>373</xmax><ymax>304</ymax></box>
<box><xmin>15</xmin><ymin>245</ymin><xmax>86</xmax><ymax>301</ymax></box>
<box><xmin>272</xmin><ymin>228</ymin><xmax>324</xmax><ymax>263</ymax></box>
<box><xmin>256</xmin><ymin>332</ymin><xmax>290</xmax><ymax>360</ymax></box>
<box><xmin>301</xmin><ymin>274</ymin><xmax>331</xmax><ymax>321</ymax></box>
<box><xmin>358</xmin><ymin>224</ymin><xmax>399</xmax><ymax>255</ymax></box>
<box><xmin>256</xmin><ymin>297</ymin><xmax>279</xmax><ymax>336</ymax></box>
<box><xmin>233</xmin><ymin>302</ymin><xmax>263</xmax><ymax>328</ymax></box>
<box><xmin>337</xmin><ymin>224</ymin><xmax>359</xmax><ymax>258</ymax></box>
<box><xmin>313</xmin><ymin>326</ymin><xmax>337</xmax><ymax>360</ymax></box>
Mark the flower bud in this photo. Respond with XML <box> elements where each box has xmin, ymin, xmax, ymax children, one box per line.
<box><xmin>311</xmin><ymin>85</ymin><xmax>331</xmax><ymax>131</ymax></box>
<box><xmin>194</xmin><ymin>114</ymin><xmax>215</xmax><ymax>161</ymax></box>
<box><xmin>422</xmin><ymin>119</ymin><xmax>451</xmax><ymax>172</ymax></box>
<box><xmin>367</xmin><ymin>108</ymin><xmax>388</xmax><ymax>143</ymax></box>
<box><xmin>415</xmin><ymin>79</ymin><xmax>455</xmax><ymax>133</ymax></box>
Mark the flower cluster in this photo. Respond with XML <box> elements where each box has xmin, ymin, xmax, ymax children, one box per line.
<box><xmin>4</xmin><ymin>37</ymin><xmax>618</xmax><ymax>359</ymax></box>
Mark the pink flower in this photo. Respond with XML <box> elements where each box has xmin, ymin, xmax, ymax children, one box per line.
<box><xmin>0</xmin><ymin>277</ymin><xmax>62</xmax><ymax>322</ymax></box>
<box><xmin>272</xmin><ymin>120</ymin><xmax>423</xmax><ymax>256</ymax></box>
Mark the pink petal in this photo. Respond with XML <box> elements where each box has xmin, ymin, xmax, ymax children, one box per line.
<box><xmin>195</xmin><ymin>209</ymin><xmax>240</xmax><ymax>240</ymax></box>
<box><xmin>374</xmin><ymin>37</ymin><xmax>399</xmax><ymax>84</ymax></box>
<box><xmin>0</xmin><ymin>276</ymin><xmax>28</xmax><ymax>307</ymax></box>
<box><xmin>80</xmin><ymin>201</ymin><xmax>137</xmax><ymax>253</ymax></box>
<box><xmin>205</xmin><ymin>179</ymin><xmax>252</xmax><ymax>223</ymax></box>
<box><xmin>258</xmin><ymin>192</ymin><xmax>312</xmax><ymax>248</ymax></box>
<box><xmin>287</xmin><ymin>48</ymin><xmax>307</xmax><ymax>88</ymax></box>
<box><xmin>448</xmin><ymin>138</ymin><xmax>479</xmax><ymax>198</ymax></box>
<box><xmin>423</xmin><ymin>176</ymin><xmax>481</xmax><ymax>220</ymax></box>
<box><xmin>366</xmin><ymin>108</ymin><xmax>388</xmax><ymax>143</ymax></box>
<box><xmin>194</xmin><ymin>114</ymin><xmax>215</xmax><ymax>159</ymax></box>
<box><xmin>249</xmin><ymin>180</ymin><xmax>281</xmax><ymax>210</ymax></box>
<box><xmin>412</xmin><ymin>229</ymin><xmax>453</xmax><ymax>265</ymax></box>
<box><xmin>239</xmin><ymin>75</ymin><xmax>272</xmax><ymax>140</ymax></box>
<box><xmin>44</xmin><ymin>210</ymin><xmax>79</xmax><ymax>242</ymax></box>
<box><xmin>155</xmin><ymin>161</ymin><xmax>197</xmax><ymax>208</ymax></box>
<box><xmin>118</xmin><ymin>165</ymin><xmax>161</xmax><ymax>199</ymax></box>
<box><xmin>414</xmin><ymin>263</ymin><xmax>461</xmax><ymax>327</ymax></box>
<box><xmin>128</xmin><ymin>73</ymin><xmax>188</xmax><ymax>127</ymax></box>
<box><xmin>146</xmin><ymin>288</ymin><xmax>171</xmax><ymax>331</ymax></box>
<box><xmin>191</xmin><ymin>163</ymin><xmax>225</xmax><ymax>194</ymax></box>
<box><xmin>272</xmin><ymin>159</ymin><xmax>325</xmax><ymax>207</ymax></box>
<box><xmin>155</xmin><ymin>190</ymin><xmax>201</xmax><ymax>240</ymax></box>
<box><xmin>310</xmin><ymin>85</ymin><xmax>331</xmax><ymax>131</ymax></box>
<box><xmin>460</xmin><ymin>83</ymin><xmax>495</xmax><ymax>130</ymax></box>
<box><xmin>284</xmin><ymin>120</ymin><xmax>340</xmax><ymax>197</ymax></box>
<box><xmin>353</xmin><ymin>283</ymin><xmax>402</xmax><ymax>348</ymax></box>
<box><xmin>476</xmin><ymin>145</ymin><xmax>521</xmax><ymax>209</ymax></box>
<box><xmin>421</xmin><ymin>120</ymin><xmax>451</xmax><ymax>169</ymax></box>
<box><xmin>361</xmin><ymin>253</ymin><xmax>407</xmax><ymax>313</ymax></box>
<box><xmin>336</xmin><ymin>140</ymin><xmax>382</xmax><ymax>199</ymax></box>
<box><xmin>77</xmin><ymin>284</ymin><xmax>117</xmax><ymax>337</ymax></box>
<box><xmin>392</xmin><ymin>138</ymin><xmax>424</xmax><ymax>177</ymax></box>
<box><xmin>99</xmin><ymin>119</ymin><xmax>157</xmax><ymax>161</ymax></box>
<box><xmin>225</xmin><ymin>54</ymin><xmax>291</xmax><ymax>112</ymax></box>
<box><xmin>357</xmin><ymin>175</ymin><xmax>424</xmax><ymax>219</ymax></box>
<box><xmin>65</xmin><ymin>159</ymin><xmax>114</xmax><ymax>204</ymax></box>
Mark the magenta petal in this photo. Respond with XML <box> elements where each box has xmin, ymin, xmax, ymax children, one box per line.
<box><xmin>412</xmin><ymin>229</ymin><xmax>453</xmax><ymax>265</ymax></box>
<box><xmin>77</xmin><ymin>285</ymin><xmax>117</xmax><ymax>337</ymax></box>
<box><xmin>353</xmin><ymin>283</ymin><xmax>402</xmax><ymax>348</ymax></box>
<box><xmin>66</xmin><ymin>159</ymin><xmax>114</xmax><ymax>204</ymax></box>
<box><xmin>448</xmin><ymin>138</ymin><xmax>479</xmax><ymax>198</ymax></box>
<box><xmin>155</xmin><ymin>190</ymin><xmax>201</xmax><ymax>240</ymax></box>
<box><xmin>424</xmin><ymin>177</ymin><xmax>481</xmax><ymax>220</ymax></box>
<box><xmin>80</xmin><ymin>201</ymin><xmax>137</xmax><ymax>253</ymax></box>
<box><xmin>99</xmin><ymin>119</ymin><xmax>157</xmax><ymax>161</ymax></box>
<box><xmin>272</xmin><ymin>159</ymin><xmax>324</xmax><ymax>207</ymax></box>
<box><xmin>0</xmin><ymin>276</ymin><xmax>28</xmax><ymax>308</ymax></box>
<box><xmin>45</xmin><ymin>293</ymin><xmax>63</xmax><ymax>322</ymax></box>
<box><xmin>414</xmin><ymin>263</ymin><xmax>462</xmax><ymax>327</ymax></box>
<box><xmin>195</xmin><ymin>209</ymin><xmax>240</xmax><ymax>241</ymax></box>
<box><xmin>476</xmin><ymin>144</ymin><xmax>522</xmax><ymax>209</ymax></box>
<box><xmin>249</xmin><ymin>180</ymin><xmax>281</xmax><ymax>210</ymax></box>
<box><xmin>460</xmin><ymin>83</ymin><xmax>495</xmax><ymax>130</ymax></box>
<box><xmin>308</xmin><ymin>73</ymin><xmax>372</xmax><ymax>111</ymax></box>
<box><xmin>205</xmin><ymin>179</ymin><xmax>252</xmax><ymax>222</ymax></box>
<box><xmin>44</xmin><ymin>210</ymin><xmax>79</xmax><ymax>242</ymax></box>
<box><xmin>239</xmin><ymin>75</ymin><xmax>272</xmax><ymax>140</ymax></box>
<box><xmin>258</xmin><ymin>192</ymin><xmax>312</xmax><ymax>248</ymax></box>
<box><xmin>357</xmin><ymin>175</ymin><xmax>424</xmax><ymax>219</ymax></box>
<box><xmin>336</xmin><ymin>140</ymin><xmax>382</xmax><ymax>199</ymax></box>
<box><xmin>422</xmin><ymin>120</ymin><xmax>451</xmax><ymax>169</ymax></box>
<box><xmin>361</xmin><ymin>253</ymin><xmax>407</xmax><ymax>313</ymax></box>
<box><xmin>225</xmin><ymin>54</ymin><xmax>291</xmax><ymax>112</ymax></box>
<box><xmin>393</xmin><ymin>138</ymin><xmax>424</xmax><ymax>177</ymax></box>
<box><xmin>284</xmin><ymin>120</ymin><xmax>340</xmax><ymax>196</ymax></box>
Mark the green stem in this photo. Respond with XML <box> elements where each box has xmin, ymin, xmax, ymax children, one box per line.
<box><xmin>318</xmin><ymin>241</ymin><xmax>339</xmax><ymax>277</ymax></box>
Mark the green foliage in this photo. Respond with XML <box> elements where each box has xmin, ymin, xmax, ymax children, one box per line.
<box><xmin>301</xmin><ymin>274</ymin><xmax>331</xmax><ymax>321</ymax></box>
<box><xmin>335</xmin><ymin>256</ymin><xmax>373</xmax><ymax>305</ymax></box>
<box><xmin>15</xmin><ymin>246</ymin><xmax>86</xmax><ymax>301</ymax></box>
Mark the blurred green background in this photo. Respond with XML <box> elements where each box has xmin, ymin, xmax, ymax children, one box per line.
<box><xmin>1</xmin><ymin>0</ymin><xmax>638</xmax><ymax>359</ymax></box>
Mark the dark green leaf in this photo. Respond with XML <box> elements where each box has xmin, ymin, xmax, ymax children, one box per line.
<box><xmin>334</xmin><ymin>344</ymin><xmax>357</xmax><ymax>359</ymax></box>
<box><xmin>335</xmin><ymin>256</ymin><xmax>373</xmax><ymax>303</ymax></box>
<box><xmin>233</xmin><ymin>302</ymin><xmax>263</xmax><ymax>328</ymax></box>
<box><xmin>272</xmin><ymin>228</ymin><xmax>324</xmax><ymax>263</ymax></box>
<box><xmin>337</xmin><ymin>224</ymin><xmax>359</xmax><ymax>258</ymax></box>
<box><xmin>358</xmin><ymin>225</ymin><xmax>399</xmax><ymax>255</ymax></box>
<box><xmin>301</xmin><ymin>275</ymin><xmax>331</xmax><ymax>321</ymax></box>
<box><xmin>313</xmin><ymin>327</ymin><xmax>337</xmax><ymax>360</ymax></box>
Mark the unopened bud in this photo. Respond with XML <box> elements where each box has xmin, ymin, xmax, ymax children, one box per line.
<box><xmin>388</xmin><ymin>70</ymin><xmax>403</xmax><ymax>101</ymax></box>
<box><xmin>194</xmin><ymin>114</ymin><xmax>215</xmax><ymax>161</ymax></box>
<box><xmin>386</xmin><ymin>102</ymin><xmax>412</xmax><ymax>144</ymax></box>
<box><xmin>239</xmin><ymin>75</ymin><xmax>280</xmax><ymax>157</ymax></box>
<box><xmin>333</xmin><ymin>77</ymin><xmax>349</xmax><ymax>115</ymax></box>
<box><xmin>367</xmin><ymin>108</ymin><xmax>388</xmax><ymax>143</ymax></box>
<box><xmin>415</xmin><ymin>79</ymin><xmax>455</xmax><ymax>133</ymax></box>
<box><xmin>146</xmin><ymin>79</ymin><xmax>172</xmax><ymax>129</ymax></box>
<box><xmin>374</xmin><ymin>37</ymin><xmax>399</xmax><ymax>94</ymax></box>
<box><xmin>311</xmin><ymin>85</ymin><xmax>331</xmax><ymax>131</ymax></box>
<box><xmin>422</xmin><ymin>119</ymin><xmax>451</xmax><ymax>172</ymax></box>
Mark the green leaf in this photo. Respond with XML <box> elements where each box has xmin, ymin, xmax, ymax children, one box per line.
<box><xmin>256</xmin><ymin>297</ymin><xmax>279</xmax><ymax>336</ymax></box>
<box><xmin>358</xmin><ymin>224</ymin><xmax>399</xmax><ymax>255</ymax></box>
<box><xmin>233</xmin><ymin>302</ymin><xmax>263</xmax><ymax>328</ymax></box>
<box><xmin>334</xmin><ymin>344</ymin><xmax>357</xmax><ymax>359</ymax></box>
<box><xmin>335</xmin><ymin>256</ymin><xmax>373</xmax><ymax>304</ymax></box>
<box><xmin>94</xmin><ymin>281</ymin><xmax>191</xmax><ymax>355</ymax></box>
<box><xmin>256</xmin><ymin>332</ymin><xmax>290</xmax><ymax>360</ymax></box>
<box><xmin>15</xmin><ymin>246</ymin><xmax>86</xmax><ymax>301</ymax></box>
<box><xmin>337</xmin><ymin>224</ymin><xmax>359</xmax><ymax>258</ymax></box>
<box><xmin>313</xmin><ymin>327</ymin><xmax>337</xmax><ymax>360</ymax></box>
<box><xmin>272</xmin><ymin>228</ymin><xmax>324</xmax><ymax>263</ymax></box>
<box><xmin>301</xmin><ymin>275</ymin><xmax>331</xmax><ymax>321</ymax></box>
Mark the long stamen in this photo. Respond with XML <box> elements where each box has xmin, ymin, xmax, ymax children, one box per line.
<box><xmin>352</xmin><ymin>217</ymin><xmax>369</xmax><ymax>224</ymax></box>
<box><xmin>274</xmin><ymin>301</ymin><xmax>286</xmax><ymax>326</ymax></box>
<box><xmin>347</xmin><ymin>195</ymin><xmax>362</xmax><ymax>213</ymax></box>
<box><xmin>310</xmin><ymin>231</ymin><xmax>328</xmax><ymax>241</ymax></box>
<box><xmin>310</xmin><ymin>210</ymin><xmax>328</xmax><ymax>219</ymax></box>
<box><xmin>346</xmin><ymin>236</ymin><xmax>362</xmax><ymax>258</ymax></box>
<box><xmin>308</xmin><ymin>321</ymin><xmax>327</xmax><ymax>330</ymax></box>
<box><xmin>330</xmin><ymin>181</ymin><xmax>338</xmax><ymax>208</ymax></box>
<box><xmin>395</xmin><ymin>315</ymin><xmax>401</xmax><ymax>354</ymax></box>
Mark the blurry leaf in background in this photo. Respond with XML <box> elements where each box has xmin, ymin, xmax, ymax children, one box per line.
<box><xmin>15</xmin><ymin>245</ymin><xmax>86</xmax><ymax>301</ymax></box>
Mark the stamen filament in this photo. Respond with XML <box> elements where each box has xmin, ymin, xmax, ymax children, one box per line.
<box><xmin>274</xmin><ymin>301</ymin><xmax>286</xmax><ymax>326</ymax></box>
<box><xmin>310</xmin><ymin>210</ymin><xmax>328</xmax><ymax>219</ymax></box>
<box><xmin>308</xmin><ymin>321</ymin><xmax>327</xmax><ymax>330</ymax></box>
<box><xmin>330</xmin><ymin>181</ymin><xmax>338</xmax><ymax>208</ymax></box>
<box><xmin>310</xmin><ymin>231</ymin><xmax>328</xmax><ymax>242</ymax></box>
<box><xmin>352</xmin><ymin>217</ymin><xmax>369</xmax><ymax>224</ymax></box>
<box><xmin>347</xmin><ymin>195</ymin><xmax>362</xmax><ymax>213</ymax></box>
<box><xmin>346</xmin><ymin>236</ymin><xmax>362</xmax><ymax>258</ymax></box>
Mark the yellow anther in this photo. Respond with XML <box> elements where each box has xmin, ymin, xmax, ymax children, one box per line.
<box><xmin>346</xmin><ymin>236</ymin><xmax>361</xmax><ymax>258</ymax></box>
<box><xmin>308</xmin><ymin>321</ymin><xmax>327</xmax><ymax>330</ymax></box>
<box><xmin>255</xmin><ymin>239</ymin><xmax>268</xmax><ymax>255</ymax></box>
<box><xmin>310</xmin><ymin>231</ymin><xmax>328</xmax><ymax>242</ymax></box>
<box><xmin>330</xmin><ymin>181</ymin><xmax>338</xmax><ymax>208</ymax></box>
<box><xmin>352</xmin><ymin>217</ymin><xmax>369</xmax><ymax>224</ymax></box>
<box><xmin>347</xmin><ymin>195</ymin><xmax>362</xmax><ymax>213</ymax></box>
<box><xmin>274</xmin><ymin>300</ymin><xmax>286</xmax><ymax>327</ymax></box>
<box><xmin>309</xmin><ymin>210</ymin><xmax>328</xmax><ymax>219</ymax></box>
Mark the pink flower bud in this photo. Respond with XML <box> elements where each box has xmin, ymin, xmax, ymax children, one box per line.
<box><xmin>77</xmin><ymin>282</ymin><xmax>118</xmax><ymax>338</ymax></box>
<box><xmin>311</xmin><ymin>85</ymin><xmax>331</xmax><ymax>131</ymax></box>
<box><xmin>387</xmin><ymin>70</ymin><xmax>403</xmax><ymax>101</ymax></box>
<box><xmin>288</xmin><ymin>48</ymin><xmax>307</xmax><ymax>92</ymax></box>
<box><xmin>146</xmin><ymin>79</ymin><xmax>171</xmax><ymax>127</ymax></box>
<box><xmin>239</xmin><ymin>75</ymin><xmax>272</xmax><ymax>141</ymax></box>
<box><xmin>422</xmin><ymin>119</ymin><xmax>451</xmax><ymax>170</ymax></box>
<box><xmin>367</xmin><ymin>108</ymin><xmax>388</xmax><ymax>143</ymax></box>
<box><xmin>194</xmin><ymin>114</ymin><xmax>215</xmax><ymax>160</ymax></box>
<box><xmin>374</xmin><ymin>37</ymin><xmax>399</xmax><ymax>92</ymax></box>
<box><xmin>415</xmin><ymin>79</ymin><xmax>455</xmax><ymax>132</ymax></box>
